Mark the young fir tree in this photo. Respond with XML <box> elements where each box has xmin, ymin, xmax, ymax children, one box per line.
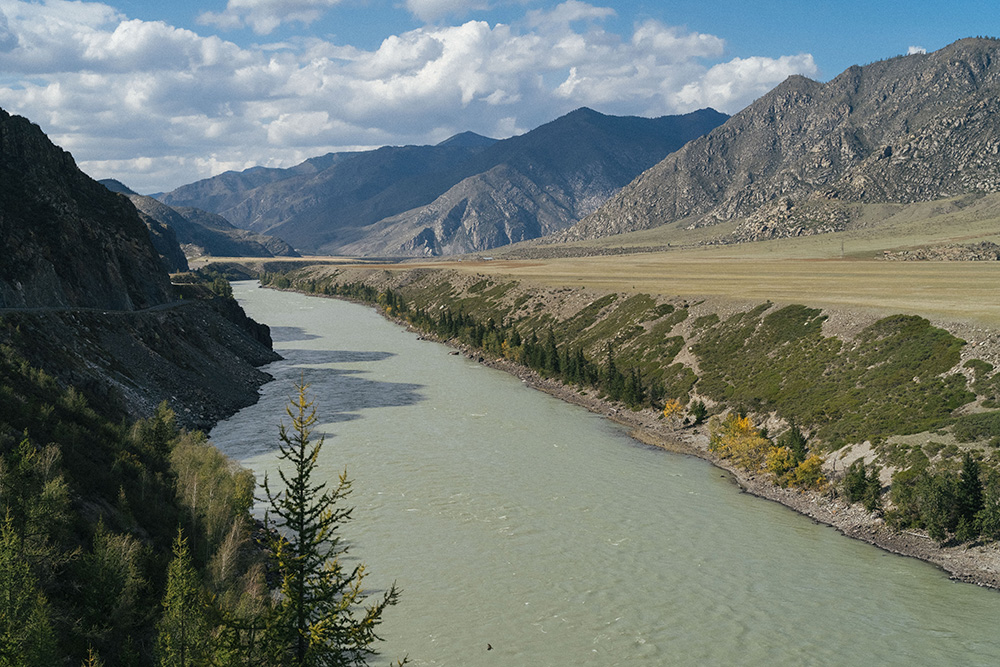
<box><xmin>0</xmin><ymin>514</ymin><xmax>57</xmax><ymax>666</ymax></box>
<box><xmin>264</xmin><ymin>383</ymin><xmax>402</xmax><ymax>667</ymax></box>
<box><xmin>156</xmin><ymin>528</ymin><xmax>212</xmax><ymax>667</ymax></box>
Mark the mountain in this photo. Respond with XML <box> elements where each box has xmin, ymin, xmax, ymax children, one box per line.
<box><xmin>159</xmin><ymin>141</ymin><xmax>498</xmax><ymax>252</ymax></box>
<box><xmin>0</xmin><ymin>110</ymin><xmax>174</xmax><ymax>309</ymax></box>
<box><xmin>0</xmin><ymin>106</ymin><xmax>278</xmax><ymax>427</ymax></box>
<box><xmin>161</xmin><ymin>108</ymin><xmax>727</xmax><ymax>256</ymax></box>
<box><xmin>340</xmin><ymin>107</ymin><xmax>729</xmax><ymax>256</ymax></box>
<box><xmin>565</xmin><ymin>38</ymin><xmax>1000</xmax><ymax>243</ymax></box>
<box><xmin>102</xmin><ymin>181</ymin><xmax>299</xmax><ymax>260</ymax></box>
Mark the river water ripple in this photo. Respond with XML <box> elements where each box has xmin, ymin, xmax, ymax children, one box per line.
<box><xmin>210</xmin><ymin>282</ymin><xmax>1000</xmax><ymax>666</ymax></box>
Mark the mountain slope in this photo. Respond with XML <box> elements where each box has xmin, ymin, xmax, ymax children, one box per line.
<box><xmin>0</xmin><ymin>109</ymin><xmax>174</xmax><ymax>309</ymax></box>
<box><xmin>566</xmin><ymin>37</ymin><xmax>1000</xmax><ymax>243</ymax></box>
<box><xmin>0</xmin><ymin>106</ymin><xmax>278</xmax><ymax>426</ymax></box>
<box><xmin>160</xmin><ymin>138</ymin><xmax>499</xmax><ymax>251</ymax></box>
<box><xmin>102</xmin><ymin>179</ymin><xmax>298</xmax><ymax>260</ymax></box>
<box><xmin>161</xmin><ymin>109</ymin><xmax>726</xmax><ymax>256</ymax></box>
<box><xmin>339</xmin><ymin>107</ymin><xmax>729</xmax><ymax>256</ymax></box>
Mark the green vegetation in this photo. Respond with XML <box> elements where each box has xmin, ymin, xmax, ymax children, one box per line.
<box><xmin>694</xmin><ymin>306</ymin><xmax>972</xmax><ymax>447</ymax></box>
<box><xmin>264</xmin><ymin>384</ymin><xmax>402</xmax><ymax>666</ymax></box>
<box><xmin>260</xmin><ymin>266</ymin><xmax>1000</xmax><ymax>547</ymax></box>
<box><xmin>261</xmin><ymin>272</ymin><xmax>694</xmax><ymax>412</ymax></box>
<box><xmin>886</xmin><ymin>452</ymin><xmax>995</xmax><ymax>544</ymax></box>
<box><xmin>0</xmin><ymin>340</ymin><xmax>400</xmax><ymax>665</ymax></box>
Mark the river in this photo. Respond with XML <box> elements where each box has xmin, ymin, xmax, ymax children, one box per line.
<box><xmin>210</xmin><ymin>281</ymin><xmax>1000</xmax><ymax>666</ymax></box>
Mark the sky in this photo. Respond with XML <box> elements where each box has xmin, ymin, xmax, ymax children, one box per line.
<box><xmin>0</xmin><ymin>0</ymin><xmax>997</xmax><ymax>193</ymax></box>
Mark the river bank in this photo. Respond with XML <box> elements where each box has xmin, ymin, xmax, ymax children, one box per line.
<box><xmin>457</xmin><ymin>343</ymin><xmax>1000</xmax><ymax>591</ymax></box>
<box><xmin>253</xmin><ymin>266</ymin><xmax>1000</xmax><ymax>591</ymax></box>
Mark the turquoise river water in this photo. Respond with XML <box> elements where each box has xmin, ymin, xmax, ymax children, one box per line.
<box><xmin>209</xmin><ymin>281</ymin><xmax>1000</xmax><ymax>666</ymax></box>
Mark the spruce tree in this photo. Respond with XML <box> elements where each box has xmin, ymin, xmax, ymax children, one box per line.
<box><xmin>156</xmin><ymin>528</ymin><xmax>211</xmax><ymax>667</ymax></box>
<box><xmin>0</xmin><ymin>515</ymin><xmax>57</xmax><ymax>666</ymax></box>
<box><xmin>264</xmin><ymin>383</ymin><xmax>401</xmax><ymax>667</ymax></box>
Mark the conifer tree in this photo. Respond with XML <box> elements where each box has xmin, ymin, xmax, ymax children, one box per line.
<box><xmin>264</xmin><ymin>383</ymin><xmax>401</xmax><ymax>667</ymax></box>
<box><xmin>156</xmin><ymin>528</ymin><xmax>211</xmax><ymax>667</ymax></box>
<box><xmin>0</xmin><ymin>514</ymin><xmax>57</xmax><ymax>666</ymax></box>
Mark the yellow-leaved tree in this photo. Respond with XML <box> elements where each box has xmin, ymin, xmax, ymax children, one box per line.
<box><xmin>662</xmin><ymin>399</ymin><xmax>684</xmax><ymax>424</ymax></box>
<box><xmin>708</xmin><ymin>413</ymin><xmax>771</xmax><ymax>471</ymax></box>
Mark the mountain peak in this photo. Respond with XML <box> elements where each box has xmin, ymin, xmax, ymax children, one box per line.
<box><xmin>436</xmin><ymin>131</ymin><xmax>498</xmax><ymax>148</ymax></box>
<box><xmin>569</xmin><ymin>36</ymin><xmax>1000</xmax><ymax>242</ymax></box>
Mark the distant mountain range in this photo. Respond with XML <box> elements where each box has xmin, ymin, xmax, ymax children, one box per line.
<box><xmin>101</xmin><ymin>179</ymin><xmax>299</xmax><ymax>266</ymax></box>
<box><xmin>565</xmin><ymin>37</ymin><xmax>1000</xmax><ymax>244</ymax></box>
<box><xmin>160</xmin><ymin>107</ymin><xmax>729</xmax><ymax>256</ymax></box>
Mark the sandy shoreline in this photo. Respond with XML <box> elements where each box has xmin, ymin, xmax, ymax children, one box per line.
<box><xmin>440</xmin><ymin>338</ymin><xmax>1000</xmax><ymax>592</ymax></box>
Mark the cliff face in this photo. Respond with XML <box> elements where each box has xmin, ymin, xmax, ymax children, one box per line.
<box><xmin>0</xmin><ymin>108</ymin><xmax>174</xmax><ymax>309</ymax></box>
<box><xmin>568</xmin><ymin>38</ymin><xmax>1000</xmax><ymax>241</ymax></box>
<box><xmin>0</xmin><ymin>107</ymin><xmax>279</xmax><ymax>428</ymax></box>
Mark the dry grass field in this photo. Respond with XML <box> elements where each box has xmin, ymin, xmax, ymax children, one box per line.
<box><xmin>206</xmin><ymin>193</ymin><xmax>1000</xmax><ymax>328</ymax></box>
<box><xmin>442</xmin><ymin>254</ymin><xmax>1000</xmax><ymax>327</ymax></box>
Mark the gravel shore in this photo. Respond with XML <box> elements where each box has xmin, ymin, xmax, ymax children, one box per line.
<box><xmin>461</xmin><ymin>342</ymin><xmax>1000</xmax><ymax>592</ymax></box>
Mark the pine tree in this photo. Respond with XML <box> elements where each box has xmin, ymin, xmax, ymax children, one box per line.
<box><xmin>156</xmin><ymin>528</ymin><xmax>212</xmax><ymax>667</ymax></box>
<box><xmin>264</xmin><ymin>383</ymin><xmax>401</xmax><ymax>667</ymax></box>
<box><xmin>0</xmin><ymin>514</ymin><xmax>57</xmax><ymax>666</ymax></box>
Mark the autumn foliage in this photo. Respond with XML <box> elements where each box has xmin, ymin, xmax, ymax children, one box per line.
<box><xmin>709</xmin><ymin>413</ymin><xmax>827</xmax><ymax>490</ymax></box>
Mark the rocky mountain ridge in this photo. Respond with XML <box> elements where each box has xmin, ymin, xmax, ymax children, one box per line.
<box><xmin>564</xmin><ymin>38</ymin><xmax>1000</xmax><ymax>243</ymax></box>
<box><xmin>0</xmin><ymin>109</ymin><xmax>174</xmax><ymax>309</ymax></box>
<box><xmin>161</xmin><ymin>108</ymin><xmax>728</xmax><ymax>256</ymax></box>
<box><xmin>0</xmin><ymin>106</ymin><xmax>278</xmax><ymax>428</ymax></box>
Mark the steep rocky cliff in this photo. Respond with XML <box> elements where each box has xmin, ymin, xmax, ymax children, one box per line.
<box><xmin>0</xmin><ymin>109</ymin><xmax>174</xmax><ymax>309</ymax></box>
<box><xmin>567</xmin><ymin>38</ymin><xmax>1000</xmax><ymax>242</ymax></box>
<box><xmin>0</xmin><ymin>107</ymin><xmax>278</xmax><ymax>428</ymax></box>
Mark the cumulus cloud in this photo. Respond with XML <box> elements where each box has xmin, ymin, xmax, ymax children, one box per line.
<box><xmin>908</xmin><ymin>45</ymin><xmax>927</xmax><ymax>55</ymax></box>
<box><xmin>673</xmin><ymin>54</ymin><xmax>818</xmax><ymax>112</ymax></box>
<box><xmin>198</xmin><ymin>0</ymin><xmax>344</xmax><ymax>35</ymax></box>
<box><xmin>0</xmin><ymin>0</ymin><xmax>817</xmax><ymax>192</ymax></box>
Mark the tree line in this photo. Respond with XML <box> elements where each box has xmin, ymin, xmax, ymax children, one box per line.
<box><xmin>261</xmin><ymin>271</ymin><xmax>1000</xmax><ymax>549</ymax></box>
<box><xmin>263</xmin><ymin>275</ymin><xmax>681</xmax><ymax>413</ymax></box>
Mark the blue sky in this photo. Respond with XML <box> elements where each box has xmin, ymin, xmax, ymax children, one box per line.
<box><xmin>1</xmin><ymin>0</ymin><xmax>996</xmax><ymax>193</ymax></box>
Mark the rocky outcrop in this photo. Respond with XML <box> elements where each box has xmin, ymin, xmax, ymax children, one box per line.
<box><xmin>0</xmin><ymin>108</ymin><xmax>280</xmax><ymax>428</ymax></box>
<box><xmin>0</xmin><ymin>108</ymin><xmax>174</xmax><ymax>309</ymax></box>
<box><xmin>566</xmin><ymin>38</ymin><xmax>1000</xmax><ymax>242</ymax></box>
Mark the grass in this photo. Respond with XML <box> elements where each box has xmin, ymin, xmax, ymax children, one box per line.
<box><xmin>387</xmin><ymin>256</ymin><xmax>1000</xmax><ymax>329</ymax></box>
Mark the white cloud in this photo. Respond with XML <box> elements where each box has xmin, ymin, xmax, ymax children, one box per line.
<box><xmin>0</xmin><ymin>0</ymin><xmax>817</xmax><ymax>193</ymax></box>
<box><xmin>908</xmin><ymin>45</ymin><xmax>927</xmax><ymax>55</ymax></box>
<box><xmin>198</xmin><ymin>0</ymin><xmax>344</xmax><ymax>35</ymax></box>
<box><xmin>526</xmin><ymin>0</ymin><xmax>615</xmax><ymax>29</ymax></box>
<box><xmin>673</xmin><ymin>54</ymin><xmax>818</xmax><ymax>112</ymax></box>
<box><xmin>0</xmin><ymin>8</ymin><xmax>18</xmax><ymax>51</ymax></box>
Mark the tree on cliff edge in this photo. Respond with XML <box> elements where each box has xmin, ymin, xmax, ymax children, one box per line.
<box><xmin>264</xmin><ymin>382</ymin><xmax>402</xmax><ymax>667</ymax></box>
